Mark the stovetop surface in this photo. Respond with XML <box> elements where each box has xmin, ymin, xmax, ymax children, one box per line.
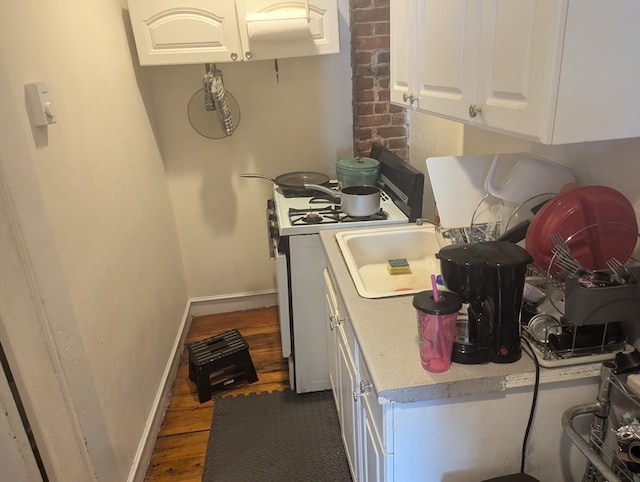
<box><xmin>274</xmin><ymin>184</ymin><xmax>409</xmax><ymax>236</ymax></box>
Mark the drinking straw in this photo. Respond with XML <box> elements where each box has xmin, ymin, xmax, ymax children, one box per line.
<box><xmin>431</xmin><ymin>274</ymin><xmax>440</xmax><ymax>302</ymax></box>
<box><xmin>430</xmin><ymin>273</ymin><xmax>448</xmax><ymax>368</ymax></box>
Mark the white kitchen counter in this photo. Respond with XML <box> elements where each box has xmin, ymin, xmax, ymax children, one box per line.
<box><xmin>320</xmin><ymin>226</ymin><xmax>602</xmax><ymax>404</ymax></box>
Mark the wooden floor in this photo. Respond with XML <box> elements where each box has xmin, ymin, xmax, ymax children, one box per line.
<box><xmin>144</xmin><ymin>306</ymin><xmax>289</xmax><ymax>481</ymax></box>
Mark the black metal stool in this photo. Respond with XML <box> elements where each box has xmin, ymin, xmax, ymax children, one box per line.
<box><xmin>188</xmin><ymin>329</ymin><xmax>258</xmax><ymax>403</ymax></box>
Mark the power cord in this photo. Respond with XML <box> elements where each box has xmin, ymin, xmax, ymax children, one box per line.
<box><xmin>520</xmin><ymin>336</ymin><xmax>540</xmax><ymax>474</ymax></box>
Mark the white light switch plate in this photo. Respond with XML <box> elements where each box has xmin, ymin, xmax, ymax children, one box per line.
<box><xmin>25</xmin><ymin>82</ymin><xmax>56</xmax><ymax>126</ymax></box>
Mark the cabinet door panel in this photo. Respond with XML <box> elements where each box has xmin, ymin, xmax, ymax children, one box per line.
<box><xmin>362</xmin><ymin>414</ymin><xmax>392</xmax><ymax>482</ymax></box>
<box><xmin>390</xmin><ymin>0</ymin><xmax>415</xmax><ymax>106</ymax></box>
<box><xmin>359</xmin><ymin>354</ymin><xmax>392</xmax><ymax>453</ymax></box>
<box><xmin>338</xmin><ymin>334</ymin><xmax>359</xmax><ymax>481</ymax></box>
<box><xmin>476</xmin><ymin>0</ymin><xmax>566</xmax><ymax>141</ymax></box>
<box><xmin>487</xmin><ymin>4</ymin><xmax>532</xmax><ymax>100</ymax></box>
<box><xmin>127</xmin><ymin>1</ymin><xmax>242</xmax><ymax>65</ymax></box>
<box><xmin>323</xmin><ymin>269</ymin><xmax>340</xmax><ymax>409</ymax></box>
<box><xmin>236</xmin><ymin>0</ymin><xmax>340</xmax><ymax>61</ymax></box>
<box><xmin>414</xmin><ymin>0</ymin><xmax>480</xmax><ymax>118</ymax></box>
<box><xmin>553</xmin><ymin>0</ymin><xmax>640</xmax><ymax>144</ymax></box>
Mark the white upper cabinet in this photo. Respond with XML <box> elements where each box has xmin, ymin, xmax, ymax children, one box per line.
<box><xmin>127</xmin><ymin>0</ymin><xmax>339</xmax><ymax>65</ymax></box>
<box><xmin>392</xmin><ymin>0</ymin><xmax>640</xmax><ymax>145</ymax></box>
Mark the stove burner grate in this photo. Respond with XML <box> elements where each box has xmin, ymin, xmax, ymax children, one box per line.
<box><xmin>342</xmin><ymin>209</ymin><xmax>388</xmax><ymax>222</ymax></box>
<box><xmin>288</xmin><ymin>207</ymin><xmax>389</xmax><ymax>225</ymax></box>
<box><xmin>302</xmin><ymin>212</ymin><xmax>324</xmax><ymax>224</ymax></box>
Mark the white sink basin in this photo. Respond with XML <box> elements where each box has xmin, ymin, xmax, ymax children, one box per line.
<box><xmin>335</xmin><ymin>224</ymin><xmax>442</xmax><ymax>299</ymax></box>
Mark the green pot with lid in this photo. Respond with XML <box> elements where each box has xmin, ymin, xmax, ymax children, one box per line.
<box><xmin>336</xmin><ymin>156</ymin><xmax>380</xmax><ymax>189</ymax></box>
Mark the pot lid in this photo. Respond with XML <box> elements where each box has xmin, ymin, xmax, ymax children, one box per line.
<box><xmin>336</xmin><ymin>156</ymin><xmax>380</xmax><ymax>171</ymax></box>
<box><xmin>437</xmin><ymin>241</ymin><xmax>532</xmax><ymax>267</ymax></box>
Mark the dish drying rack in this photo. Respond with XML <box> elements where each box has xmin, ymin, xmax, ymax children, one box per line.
<box><xmin>563</xmin><ymin>362</ymin><xmax>640</xmax><ymax>481</ymax></box>
<box><xmin>522</xmin><ymin>221</ymin><xmax>639</xmax><ymax>367</ymax></box>
<box><xmin>438</xmin><ymin>195</ymin><xmax>640</xmax><ymax>367</ymax></box>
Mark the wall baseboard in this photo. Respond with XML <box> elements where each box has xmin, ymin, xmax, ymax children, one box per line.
<box><xmin>128</xmin><ymin>289</ymin><xmax>278</xmax><ymax>481</ymax></box>
<box><xmin>189</xmin><ymin>289</ymin><xmax>277</xmax><ymax>317</ymax></box>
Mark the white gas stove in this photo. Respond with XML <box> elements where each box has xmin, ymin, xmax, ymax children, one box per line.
<box><xmin>267</xmin><ymin>145</ymin><xmax>425</xmax><ymax>393</ymax></box>
<box><xmin>272</xmin><ymin>183</ymin><xmax>410</xmax><ymax>237</ymax></box>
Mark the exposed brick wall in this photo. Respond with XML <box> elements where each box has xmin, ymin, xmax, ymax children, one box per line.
<box><xmin>350</xmin><ymin>0</ymin><xmax>408</xmax><ymax>160</ymax></box>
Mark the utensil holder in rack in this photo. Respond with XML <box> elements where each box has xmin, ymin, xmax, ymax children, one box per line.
<box><xmin>565</xmin><ymin>276</ymin><xmax>640</xmax><ymax>326</ymax></box>
<box><xmin>543</xmin><ymin>222</ymin><xmax>639</xmax><ymax>326</ymax></box>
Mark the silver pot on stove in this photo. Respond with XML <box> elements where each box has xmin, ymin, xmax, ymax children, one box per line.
<box><xmin>304</xmin><ymin>183</ymin><xmax>381</xmax><ymax>217</ymax></box>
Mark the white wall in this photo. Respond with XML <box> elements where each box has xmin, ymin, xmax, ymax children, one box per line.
<box><xmin>142</xmin><ymin>0</ymin><xmax>354</xmax><ymax>298</ymax></box>
<box><xmin>409</xmin><ymin>111</ymin><xmax>640</xmax><ymax>232</ymax></box>
<box><xmin>0</xmin><ymin>0</ymin><xmax>187</xmax><ymax>479</ymax></box>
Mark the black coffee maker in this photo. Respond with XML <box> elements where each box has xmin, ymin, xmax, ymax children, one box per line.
<box><xmin>437</xmin><ymin>241</ymin><xmax>532</xmax><ymax>364</ymax></box>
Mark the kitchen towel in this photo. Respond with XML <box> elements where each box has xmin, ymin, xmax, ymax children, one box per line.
<box><xmin>246</xmin><ymin>10</ymin><xmax>311</xmax><ymax>41</ymax></box>
<box><xmin>202</xmin><ymin>389</ymin><xmax>351</xmax><ymax>481</ymax></box>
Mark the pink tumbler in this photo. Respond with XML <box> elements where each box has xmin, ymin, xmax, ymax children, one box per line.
<box><xmin>412</xmin><ymin>290</ymin><xmax>462</xmax><ymax>373</ymax></box>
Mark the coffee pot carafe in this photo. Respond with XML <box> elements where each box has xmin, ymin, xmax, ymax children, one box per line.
<box><xmin>437</xmin><ymin>241</ymin><xmax>532</xmax><ymax>364</ymax></box>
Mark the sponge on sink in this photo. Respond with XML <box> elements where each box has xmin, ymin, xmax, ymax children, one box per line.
<box><xmin>387</xmin><ymin>258</ymin><xmax>412</xmax><ymax>275</ymax></box>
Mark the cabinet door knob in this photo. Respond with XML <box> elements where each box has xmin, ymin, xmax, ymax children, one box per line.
<box><xmin>468</xmin><ymin>104</ymin><xmax>482</xmax><ymax>118</ymax></box>
<box><xmin>353</xmin><ymin>380</ymin><xmax>372</xmax><ymax>401</ymax></box>
<box><xmin>230</xmin><ymin>52</ymin><xmax>239</xmax><ymax>61</ymax></box>
<box><xmin>360</xmin><ymin>380</ymin><xmax>372</xmax><ymax>393</ymax></box>
<box><xmin>245</xmin><ymin>51</ymin><xmax>253</xmax><ymax>60</ymax></box>
<box><xmin>328</xmin><ymin>314</ymin><xmax>343</xmax><ymax>330</ymax></box>
<box><xmin>402</xmin><ymin>93</ymin><xmax>415</xmax><ymax>105</ymax></box>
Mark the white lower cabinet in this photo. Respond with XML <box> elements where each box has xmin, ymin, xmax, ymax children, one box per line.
<box><xmin>324</xmin><ymin>268</ymin><xmax>393</xmax><ymax>482</ymax></box>
<box><xmin>323</xmin><ymin>266</ymin><xmax>600</xmax><ymax>481</ymax></box>
<box><xmin>338</xmin><ymin>328</ymin><xmax>359</xmax><ymax>477</ymax></box>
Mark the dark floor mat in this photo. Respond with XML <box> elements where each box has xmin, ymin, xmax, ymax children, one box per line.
<box><xmin>202</xmin><ymin>389</ymin><xmax>352</xmax><ymax>482</ymax></box>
